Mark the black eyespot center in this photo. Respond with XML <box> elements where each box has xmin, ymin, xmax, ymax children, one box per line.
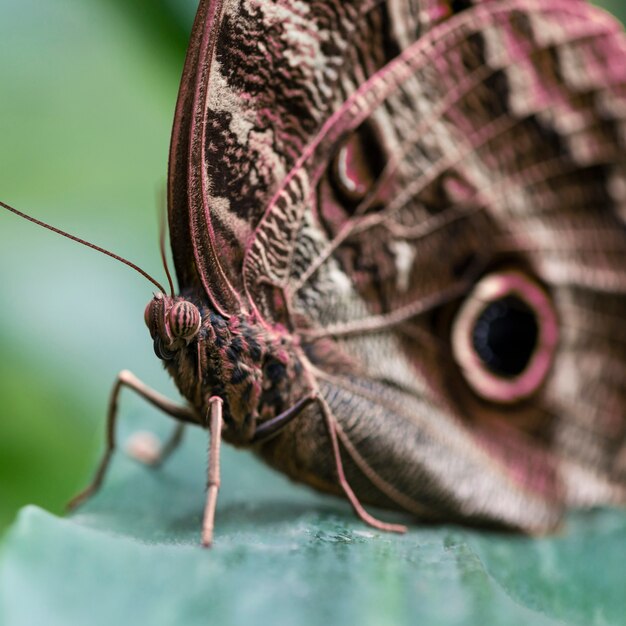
<box><xmin>451</xmin><ymin>269</ymin><xmax>559</xmax><ymax>404</ymax></box>
<box><xmin>451</xmin><ymin>0</ymin><xmax>473</xmax><ymax>13</ymax></box>
<box><xmin>472</xmin><ymin>295</ymin><xmax>539</xmax><ymax>378</ymax></box>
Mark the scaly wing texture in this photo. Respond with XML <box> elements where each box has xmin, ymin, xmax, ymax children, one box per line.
<box><xmin>172</xmin><ymin>0</ymin><xmax>626</xmax><ymax>530</ymax></box>
<box><xmin>243</xmin><ymin>0</ymin><xmax>626</xmax><ymax>530</ymax></box>
<box><xmin>168</xmin><ymin>0</ymin><xmax>404</xmax><ymax>314</ymax></box>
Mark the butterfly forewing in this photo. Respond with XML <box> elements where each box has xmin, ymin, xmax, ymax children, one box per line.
<box><xmin>169</xmin><ymin>0</ymin><xmax>402</xmax><ymax>314</ymax></box>
<box><xmin>168</xmin><ymin>0</ymin><xmax>213</xmax><ymax>301</ymax></box>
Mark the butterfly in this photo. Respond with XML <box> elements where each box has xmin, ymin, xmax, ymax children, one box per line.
<box><xmin>6</xmin><ymin>0</ymin><xmax>625</xmax><ymax>546</ymax></box>
<box><xmin>157</xmin><ymin>0</ymin><xmax>626</xmax><ymax>543</ymax></box>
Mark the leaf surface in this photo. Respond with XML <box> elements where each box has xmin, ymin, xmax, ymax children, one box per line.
<box><xmin>1</xmin><ymin>422</ymin><xmax>625</xmax><ymax>626</ymax></box>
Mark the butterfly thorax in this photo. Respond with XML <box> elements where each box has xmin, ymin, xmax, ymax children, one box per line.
<box><xmin>144</xmin><ymin>292</ymin><xmax>307</xmax><ymax>445</ymax></box>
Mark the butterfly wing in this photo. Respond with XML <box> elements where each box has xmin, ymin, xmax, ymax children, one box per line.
<box><xmin>239</xmin><ymin>0</ymin><xmax>626</xmax><ymax>530</ymax></box>
<box><xmin>168</xmin><ymin>0</ymin><xmax>400</xmax><ymax>314</ymax></box>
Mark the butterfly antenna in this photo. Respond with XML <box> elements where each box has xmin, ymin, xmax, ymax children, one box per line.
<box><xmin>1</xmin><ymin>200</ymin><xmax>168</xmax><ymax>294</ymax></box>
<box><xmin>159</xmin><ymin>198</ymin><xmax>176</xmax><ymax>297</ymax></box>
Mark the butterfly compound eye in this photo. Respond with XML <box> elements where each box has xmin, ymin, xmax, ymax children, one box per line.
<box><xmin>144</xmin><ymin>299</ymin><xmax>159</xmax><ymax>335</ymax></box>
<box><xmin>168</xmin><ymin>301</ymin><xmax>201</xmax><ymax>340</ymax></box>
<box><xmin>452</xmin><ymin>271</ymin><xmax>559</xmax><ymax>404</ymax></box>
<box><xmin>144</xmin><ymin>302</ymin><xmax>153</xmax><ymax>328</ymax></box>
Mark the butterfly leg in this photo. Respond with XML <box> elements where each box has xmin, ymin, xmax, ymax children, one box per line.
<box><xmin>202</xmin><ymin>396</ymin><xmax>223</xmax><ymax>548</ymax></box>
<box><xmin>67</xmin><ymin>370</ymin><xmax>197</xmax><ymax>511</ymax></box>
<box><xmin>126</xmin><ymin>422</ymin><xmax>186</xmax><ymax>467</ymax></box>
<box><xmin>150</xmin><ymin>422</ymin><xmax>186</xmax><ymax>466</ymax></box>
<box><xmin>317</xmin><ymin>394</ymin><xmax>407</xmax><ymax>534</ymax></box>
<box><xmin>251</xmin><ymin>393</ymin><xmax>318</xmax><ymax>443</ymax></box>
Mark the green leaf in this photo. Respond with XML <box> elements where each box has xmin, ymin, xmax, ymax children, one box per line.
<box><xmin>1</xmin><ymin>418</ymin><xmax>625</xmax><ymax>626</ymax></box>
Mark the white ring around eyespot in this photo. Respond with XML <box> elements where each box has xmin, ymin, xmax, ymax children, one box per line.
<box><xmin>451</xmin><ymin>270</ymin><xmax>559</xmax><ymax>404</ymax></box>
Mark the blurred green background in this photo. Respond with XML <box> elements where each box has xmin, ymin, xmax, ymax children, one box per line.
<box><xmin>0</xmin><ymin>0</ymin><xmax>196</xmax><ymax>531</ymax></box>
<box><xmin>0</xmin><ymin>0</ymin><xmax>624</xmax><ymax>535</ymax></box>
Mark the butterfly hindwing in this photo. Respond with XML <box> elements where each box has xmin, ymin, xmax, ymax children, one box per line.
<box><xmin>242</xmin><ymin>0</ymin><xmax>626</xmax><ymax>527</ymax></box>
<box><xmin>168</xmin><ymin>0</ymin><xmax>626</xmax><ymax>530</ymax></box>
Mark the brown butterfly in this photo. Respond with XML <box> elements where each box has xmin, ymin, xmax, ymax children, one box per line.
<box><xmin>4</xmin><ymin>0</ymin><xmax>626</xmax><ymax>547</ymax></box>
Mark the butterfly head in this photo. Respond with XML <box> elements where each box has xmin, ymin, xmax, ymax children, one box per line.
<box><xmin>144</xmin><ymin>293</ymin><xmax>202</xmax><ymax>360</ymax></box>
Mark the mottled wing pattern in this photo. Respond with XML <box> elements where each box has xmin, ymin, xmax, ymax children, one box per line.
<box><xmin>171</xmin><ymin>0</ymin><xmax>626</xmax><ymax>530</ymax></box>
<box><xmin>168</xmin><ymin>0</ymin><xmax>398</xmax><ymax>314</ymax></box>
<box><xmin>241</xmin><ymin>0</ymin><xmax>626</xmax><ymax>529</ymax></box>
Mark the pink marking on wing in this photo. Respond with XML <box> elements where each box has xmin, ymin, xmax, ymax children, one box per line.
<box><xmin>275</xmin><ymin>348</ymin><xmax>290</xmax><ymax>364</ymax></box>
<box><xmin>293</xmin><ymin>11</ymin><xmax>626</xmax><ymax>296</ymax></box>
<box><xmin>242</xmin><ymin>0</ymin><xmax>623</xmax><ymax>314</ymax></box>
<box><xmin>473</xmin><ymin>422</ymin><xmax>561</xmax><ymax>499</ymax></box>
<box><xmin>428</xmin><ymin>4</ymin><xmax>451</xmax><ymax>23</ymax></box>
